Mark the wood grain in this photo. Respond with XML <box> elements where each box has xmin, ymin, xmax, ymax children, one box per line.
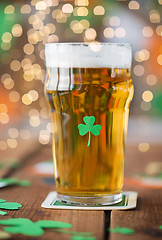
<box><xmin>0</xmin><ymin>146</ymin><xmax>105</xmax><ymax>240</ymax></box>
<box><xmin>109</xmin><ymin>144</ymin><xmax>162</xmax><ymax>240</ymax></box>
<box><xmin>109</xmin><ymin>190</ymin><xmax>162</xmax><ymax>240</ymax></box>
<box><xmin>0</xmin><ymin>144</ymin><xmax>162</xmax><ymax>240</ymax></box>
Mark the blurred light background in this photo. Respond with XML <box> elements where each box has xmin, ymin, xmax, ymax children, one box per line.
<box><xmin>0</xmin><ymin>0</ymin><xmax>162</xmax><ymax>154</ymax></box>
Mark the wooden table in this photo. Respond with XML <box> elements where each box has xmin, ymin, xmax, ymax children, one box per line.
<box><xmin>0</xmin><ymin>144</ymin><xmax>162</xmax><ymax>240</ymax></box>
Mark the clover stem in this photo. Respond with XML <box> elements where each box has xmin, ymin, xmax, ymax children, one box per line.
<box><xmin>87</xmin><ymin>131</ymin><xmax>91</xmax><ymax>147</ymax></box>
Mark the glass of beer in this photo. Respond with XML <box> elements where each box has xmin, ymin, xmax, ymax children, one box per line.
<box><xmin>45</xmin><ymin>42</ymin><xmax>134</xmax><ymax>205</ymax></box>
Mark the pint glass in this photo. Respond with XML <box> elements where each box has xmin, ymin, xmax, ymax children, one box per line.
<box><xmin>45</xmin><ymin>43</ymin><xmax>134</xmax><ymax>205</ymax></box>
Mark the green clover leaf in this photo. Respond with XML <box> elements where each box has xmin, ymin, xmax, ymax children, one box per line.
<box><xmin>78</xmin><ymin>116</ymin><xmax>101</xmax><ymax>147</ymax></box>
<box><xmin>0</xmin><ymin>199</ymin><xmax>22</xmax><ymax>210</ymax></box>
<box><xmin>0</xmin><ymin>178</ymin><xmax>31</xmax><ymax>187</ymax></box>
<box><xmin>0</xmin><ymin>218</ymin><xmax>72</xmax><ymax>237</ymax></box>
<box><xmin>108</xmin><ymin>226</ymin><xmax>134</xmax><ymax>235</ymax></box>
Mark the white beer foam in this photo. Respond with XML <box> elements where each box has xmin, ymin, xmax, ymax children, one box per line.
<box><xmin>45</xmin><ymin>43</ymin><xmax>132</xmax><ymax>69</ymax></box>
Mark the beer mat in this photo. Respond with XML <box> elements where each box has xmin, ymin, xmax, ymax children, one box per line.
<box><xmin>41</xmin><ymin>191</ymin><xmax>138</xmax><ymax>210</ymax></box>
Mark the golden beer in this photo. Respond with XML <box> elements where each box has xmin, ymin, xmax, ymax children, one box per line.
<box><xmin>45</xmin><ymin>43</ymin><xmax>133</xmax><ymax>205</ymax></box>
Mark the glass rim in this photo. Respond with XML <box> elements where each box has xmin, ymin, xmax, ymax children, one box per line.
<box><xmin>45</xmin><ymin>42</ymin><xmax>132</xmax><ymax>47</ymax></box>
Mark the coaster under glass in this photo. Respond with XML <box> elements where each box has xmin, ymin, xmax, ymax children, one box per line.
<box><xmin>56</xmin><ymin>192</ymin><xmax>122</xmax><ymax>206</ymax></box>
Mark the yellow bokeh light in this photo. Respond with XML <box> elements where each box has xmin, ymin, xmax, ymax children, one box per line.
<box><xmin>23</xmin><ymin>44</ymin><xmax>34</xmax><ymax>55</ymax></box>
<box><xmin>128</xmin><ymin>1</ymin><xmax>140</xmax><ymax>10</ymax></box>
<box><xmin>104</xmin><ymin>27</ymin><xmax>114</xmax><ymax>38</ymax></box>
<box><xmin>146</xmin><ymin>74</ymin><xmax>157</xmax><ymax>86</ymax></box>
<box><xmin>12</xmin><ymin>24</ymin><xmax>23</xmax><ymax>37</ymax></box>
<box><xmin>39</xmin><ymin>130</ymin><xmax>50</xmax><ymax>144</ymax></box>
<box><xmin>134</xmin><ymin>65</ymin><xmax>145</xmax><ymax>76</ymax></box>
<box><xmin>40</xmin><ymin>107</ymin><xmax>49</xmax><ymax>119</ymax></box>
<box><xmin>140</xmin><ymin>101</ymin><xmax>151</xmax><ymax>111</ymax></box>
<box><xmin>36</xmin><ymin>1</ymin><xmax>47</xmax><ymax>10</ymax></box>
<box><xmin>29</xmin><ymin>109</ymin><xmax>40</xmax><ymax>117</ymax></box>
<box><xmin>156</xmin><ymin>25</ymin><xmax>162</xmax><ymax>36</ymax></box>
<box><xmin>40</xmin><ymin>26</ymin><xmax>51</xmax><ymax>37</ymax></box>
<box><xmin>74</xmin><ymin>7</ymin><xmax>88</xmax><ymax>16</ymax></box>
<box><xmin>28</xmin><ymin>32</ymin><xmax>39</xmax><ymax>44</ymax></box>
<box><xmin>2</xmin><ymin>32</ymin><xmax>12</xmax><ymax>43</ymax></box>
<box><xmin>109</xmin><ymin>16</ymin><xmax>120</xmax><ymax>26</ymax></box>
<box><xmin>7</xmin><ymin>139</ymin><xmax>18</xmax><ymax>149</ymax></box>
<box><xmin>4</xmin><ymin>5</ymin><xmax>15</xmax><ymax>14</ymax></box>
<box><xmin>8</xmin><ymin>128</ymin><xmax>19</xmax><ymax>138</ymax></box>
<box><xmin>157</xmin><ymin>54</ymin><xmax>162</xmax><ymax>65</ymax></box>
<box><xmin>22</xmin><ymin>94</ymin><xmax>32</xmax><ymax>105</ymax></box>
<box><xmin>20</xmin><ymin>4</ymin><xmax>31</xmax><ymax>14</ymax></box>
<box><xmin>29</xmin><ymin>15</ymin><xmax>39</xmax><ymax>24</ymax></box>
<box><xmin>0</xmin><ymin>141</ymin><xmax>7</xmax><ymax>151</ymax></box>
<box><xmin>9</xmin><ymin>91</ymin><xmax>20</xmax><ymax>102</ymax></box>
<box><xmin>21</xmin><ymin>58</ymin><xmax>32</xmax><ymax>68</ymax></box>
<box><xmin>46</xmin><ymin>24</ymin><xmax>56</xmax><ymax>34</ymax></box>
<box><xmin>93</xmin><ymin>6</ymin><xmax>105</xmax><ymax>15</ymax></box>
<box><xmin>85</xmin><ymin>28</ymin><xmax>97</xmax><ymax>40</ymax></box>
<box><xmin>135</xmin><ymin>49</ymin><xmax>150</xmax><ymax>62</ymax></box>
<box><xmin>0</xmin><ymin>104</ymin><xmax>7</xmax><ymax>114</ymax></box>
<box><xmin>75</xmin><ymin>0</ymin><xmax>89</xmax><ymax>6</ymax></box>
<box><xmin>1</xmin><ymin>42</ymin><xmax>11</xmax><ymax>51</ymax></box>
<box><xmin>142</xmin><ymin>26</ymin><xmax>153</xmax><ymax>37</ymax></box>
<box><xmin>115</xmin><ymin>27</ymin><xmax>126</xmax><ymax>38</ymax></box>
<box><xmin>138</xmin><ymin>143</ymin><xmax>150</xmax><ymax>152</ymax></box>
<box><xmin>46</xmin><ymin>34</ymin><xmax>59</xmax><ymax>43</ymax></box>
<box><xmin>31</xmin><ymin>0</ymin><xmax>40</xmax><ymax>6</ymax></box>
<box><xmin>80</xmin><ymin>19</ymin><xmax>90</xmax><ymax>29</ymax></box>
<box><xmin>149</xmin><ymin>10</ymin><xmax>160</xmax><ymax>23</ymax></box>
<box><xmin>28</xmin><ymin>90</ymin><xmax>39</xmax><ymax>101</ymax></box>
<box><xmin>142</xmin><ymin>90</ymin><xmax>153</xmax><ymax>102</ymax></box>
<box><xmin>36</xmin><ymin>11</ymin><xmax>46</xmax><ymax>20</ymax></box>
<box><xmin>47</xmin><ymin>122</ymin><xmax>56</xmax><ymax>133</ymax></box>
<box><xmin>23</xmin><ymin>72</ymin><xmax>34</xmax><ymax>82</ymax></box>
<box><xmin>44</xmin><ymin>0</ymin><xmax>59</xmax><ymax>7</ymax></box>
<box><xmin>1</xmin><ymin>73</ymin><xmax>10</xmax><ymax>83</ymax></box>
<box><xmin>10</xmin><ymin>60</ymin><xmax>21</xmax><ymax>72</ymax></box>
<box><xmin>20</xmin><ymin>129</ymin><xmax>31</xmax><ymax>139</ymax></box>
<box><xmin>33</xmin><ymin>19</ymin><xmax>44</xmax><ymax>30</ymax></box>
<box><xmin>62</xmin><ymin>4</ymin><xmax>73</xmax><ymax>13</ymax></box>
<box><xmin>70</xmin><ymin>21</ymin><xmax>84</xmax><ymax>34</ymax></box>
<box><xmin>0</xmin><ymin>113</ymin><xmax>9</xmax><ymax>124</ymax></box>
<box><xmin>30</xmin><ymin>116</ymin><xmax>40</xmax><ymax>127</ymax></box>
<box><xmin>52</xmin><ymin>9</ymin><xmax>67</xmax><ymax>23</ymax></box>
<box><xmin>3</xmin><ymin>77</ymin><xmax>14</xmax><ymax>89</ymax></box>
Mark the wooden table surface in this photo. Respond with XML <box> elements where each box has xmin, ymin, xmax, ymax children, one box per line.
<box><xmin>0</xmin><ymin>143</ymin><xmax>162</xmax><ymax>240</ymax></box>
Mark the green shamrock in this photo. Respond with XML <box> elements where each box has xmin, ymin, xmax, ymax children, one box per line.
<box><xmin>0</xmin><ymin>218</ymin><xmax>72</xmax><ymax>236</ymax></box>
<box><xmin>0</xmin><ymin>199</ymin><xmax>22</xmax><ymax>215</ymax></box>
<box><xmin>108</xmin><ymin>226</ymin><xmax>134</xmax><ymax>235</ymax></box>
<box><xmin>78</xmin><ymin>116</ymin><xmax>101</xmax><ymax>147</ymax></box>
<box><xmin>0</xmin><ymin>178</ymin><xmax>30</xmax><ymax>188</ymax></box>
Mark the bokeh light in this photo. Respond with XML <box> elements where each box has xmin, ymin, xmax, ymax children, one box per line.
<box><xmin>142</xmin><ymin>90</ymin><xmax>153</xmax><ymax>102</ymax></box>
<box><xmin>4</xmin><ymin>5</ymin><xmax>15</xmax><ymax>14</ymax></box>
<box><xmin>93</xmin><ymin>6</ymin><xmax>105</xmax><ymax>15</ymax></box>
<box><xmin>138</xmin><ymin>143</ymin><xmax>150</xmax><ymax>152</ymax></box>
<box><xmin>12</xmin><ymin>24</ymin><xmax>23</xmax><ymax>37</ymax></box>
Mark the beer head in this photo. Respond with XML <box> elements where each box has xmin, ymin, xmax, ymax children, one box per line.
<box><xmin>45</xmin><ymin>42</ymin><xmax>132</xmax><ymax>69</ymax></box>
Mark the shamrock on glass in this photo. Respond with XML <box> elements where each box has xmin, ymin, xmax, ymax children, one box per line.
<box><xmin>78</xmin><ymin>116</ymin><xmax>101</xmax><ymax>147</ymax></box>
